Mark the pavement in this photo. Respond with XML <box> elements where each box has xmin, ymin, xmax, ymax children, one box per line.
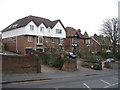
<box><xmin>2</xmin><ymin>56</ymin><xmax>119</xmax><ymax>85</ymax></box>
<box><xmin>2</xmin><ymin>67</ymin><xmax>117</xmax><ymax>84</ymax></box>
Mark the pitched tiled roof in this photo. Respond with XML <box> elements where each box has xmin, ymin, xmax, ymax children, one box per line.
<box><xmin>2</xmin><ymin>15</ymin><xmax>65</xmax><ymax>32</ymax></box>
<box><xmin>83</xmin><ymin>31</ymin><xmax>89</xmax><ymax>38</ymax></box>
<box><xmin>66</xmin><ymin>27</ymin><xmax>84</xmax><ymax>38</ymax></box>
<box><xmin>76</xmin><ymin>29</ymin><xmax>83</xmax><ymax>38</ymax></box>
<box><xmin>66</xmin><ymin>27</ymin><xmax>77</xmax><ymax>37</ymax></box>
<box><xmin>93</xmin><ymin>35</ymin><xmax>112</xmax><ymax>46</ymax></box>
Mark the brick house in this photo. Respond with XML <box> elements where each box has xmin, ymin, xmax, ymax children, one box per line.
<box><xmin>90</xmin><ymin>37</ymin><xmax>101</xmax><ymax>53</ymax></box>
<box><xmin>2</xmin><ymin>15</ymin><xmax>66</xmax><ymax>54</ymax></box>
<box><xmin>92</xmin><ymin>34</ymin><xmax>112</xmax><ymax>53</ymax></box>
<box><xmin>64</xmin><ymin>27</ymin><xmax>101</xmax><ymax>53</ymax></box>
<box><xmin>64</xmin><ymin>27</ymin><xmax>85</xmax><ymax>52</ymax></box>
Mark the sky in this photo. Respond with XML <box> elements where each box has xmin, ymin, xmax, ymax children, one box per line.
<box><xmin>0</xmin><ymin>0</ymin><xmax>119</xmax><ymax>36</ymax></box>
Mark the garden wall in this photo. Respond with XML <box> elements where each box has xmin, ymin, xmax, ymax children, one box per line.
<box><xmin>2</xmin><ymin>55</ymin><xmax>41</xmax><ymax>73</ymax></box>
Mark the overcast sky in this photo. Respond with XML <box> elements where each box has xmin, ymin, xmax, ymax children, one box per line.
<box><xmin>0</xmin><ymin>0</ymin><xmax>119</xmax><ymax>36</ymax></box>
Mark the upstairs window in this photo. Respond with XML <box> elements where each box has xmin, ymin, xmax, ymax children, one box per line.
<box><xmin>30</xmin><ymin>25</ymin><xmax>34</xmax><ymax>30</ymax></box>
<box><xmin>11</xmin><ymin>37</ymin><xmax>16</xmax><ymax>41</ymax></box>
<box><xmin>86</xmin><ymin>39</ymin><xmax>90</xmax><ymax>45</ymax></box>
<box><xmin>40</xmin><ymin>27</ymin><xmax>44</xmax><ymax>32</ymax></box>
<box><xmin>56</xmin><ymin>29</ymin><xmax>62</xmax><ymax>34</ymax></box>
<box><xmin>72</xmin><ymin>38</ymin><xmax>77</xmax><ymax>44</ymax></box>
<box><xmin>10</xmin><ymin>37</ymin><xmax>16</xmax><ymax>42</ymax></box>
<box><xmin>28</xmin><ymin>36</ymin><xmax>33</xmax><ymax>42</ymax></box>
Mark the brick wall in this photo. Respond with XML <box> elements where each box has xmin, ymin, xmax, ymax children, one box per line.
<box><xmin>90</xmin><ymin>38</ymin><xmax>101</xmax><ymax>53</ymax></box>
<box><xmin>64</xmin><ymin>38</ymin><xmax>72</xmax><ymax>52</ymax></box>
<box><xmin>17</xmin><ymin>35</ymin><xmax>36</xmax><ymax>54</ymax></box>
<box><xmin>62</xmin><ymin>59</ymin><xmax>77</xmax><ymax>71</ymax></box>
<box><xmin>3</xmin><ymin>35</ymin><xmax>64</xmax><ymax>54</ymax></box>
<box><xmin>2</xmin><ymin>55</ymin><xmax>41</xmax><ymax>73</ymax></box>
<box><xmin>2</xmin><ymin>35</ymin><xmax>36</xmax><ymax>54</ymax></box>
<box><xmin>78</xmin><ymin>39</ymin><xmax>86</xmax><ymax>52</ymax></box>
<box><xmin>2</xmin><ymin>38</ymin><xmax>16</xmax><ymax>52</ymax></box>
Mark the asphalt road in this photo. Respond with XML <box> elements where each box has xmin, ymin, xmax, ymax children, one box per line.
<box><xmin>3</xmin><ymin>70</ymin><xmax>119</xmax><ymax>89</ymax></box>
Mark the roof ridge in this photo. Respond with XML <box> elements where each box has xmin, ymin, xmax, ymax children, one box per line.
<box><xmin>2</xmin><ymin>15</ymin><xmax>65</xmax><ymax>32</ymax></box>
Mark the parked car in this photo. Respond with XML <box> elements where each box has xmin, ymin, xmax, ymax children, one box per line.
<box><xmin>69</xmin><ymin>52</ymin><xmax>76</xmax><ymax>59</ymax></box>
<box><xmin>90</xmin><ymin>63</ymin><xmax>102</xmax><ymax>70</ymax></box>
<box><xmin>24</xmin><ymin>53</ymin><xmax>39</xmax><ymax>56</ymax></box>
<box><xmin>105</xmin><ymin>58</ymin><xmax>115</xmax><ymax>62</ymax></box>
<box><xmin>0</xmin><ymin>52</ymin><xmax>7</xmax><ymax>55</ymax></box>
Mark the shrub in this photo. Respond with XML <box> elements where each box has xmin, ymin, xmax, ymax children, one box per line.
<box><xmin>53</xmin><ymin>58</ymin><xmax>69</xmax><ymax>70</ymax></box>
<box><xmin>81</xmin><ymin>62</ymin><xmax>92</xmax><ymax>68</ymax></box>
<box><xmin>39</xmin><ymin>53</ymin><xmax>51</xmax><ymax>65</ymax></box>
<box><xmin>83</xmin><ymin>60</ymin><xmax>96</xmax><ymax>63</ymax></box>
<box><xmin>39</xmin><ymin>52</ymin><xmax>68</xmax><ymax>70</ymax></box>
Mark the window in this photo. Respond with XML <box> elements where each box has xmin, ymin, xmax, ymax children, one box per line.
<box><xmin>56</xmin><ymin>29</ymin><xmax>62</xmax><ymax>34</ymax></box>
<box><xmin>72</xmin><ymin>38</ymin><xmax>77</xmax><ymax>44</ymax></box>
<box><xmin>86</xmin><ymin>39</ymin><xmax>90</xmax><ymax>45</ymax></box>
<box><xmin>59</xmin><ymin>38</ymin><xmax>63</xmax><ymax>45</ymax></box>
<box><xmin>28</xmin><ymin>36</ymin><xmax>33</xmax><ymax>42</ymax></box>
<box><xmin>37</xmin><ymin>37</ymin><xmax>43</xmax><ymax>44</ymax></box>
<box><xmin>30</xmin><ymin>25</ymin><xmax>34</xmax><ymax>30</ymax></box>
<box><xmin>40</xmin><ymin>27</ymin><xmax>44</xmax><ymax>32</ymax></box>
<box><xmin>11</xmin><ymin>37</ymin><xmax>16</xmax><ymax>41</ymax></box>
<box><xmin>12</xmin><ymin>24</ymin><xmax>18</xmax><ymax>28</ymax></box>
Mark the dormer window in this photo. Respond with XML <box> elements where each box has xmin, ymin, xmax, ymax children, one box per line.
<box><xmin>30</xmin><ymin>25</ymin><xmax>34</xmax><ymax>30</ymax></box>
<box><xmin>40</xmin><ymin>27</ymin><xmax>44</xmax><ymax>32</ymax></box>
<box><xmin>56</xmin><ymin>29</ymin><xmax>62</xmax><ymax>34</ymax></box>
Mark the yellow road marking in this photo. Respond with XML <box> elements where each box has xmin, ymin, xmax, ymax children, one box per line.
<box><xmin>5</xmin><ymin>79</ymin><xmax>51</xmax><ymax>85</ymax></box>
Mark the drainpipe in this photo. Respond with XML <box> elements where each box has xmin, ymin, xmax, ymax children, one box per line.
<box><xmin>35</xmin><ymin>37</ymin><xmax>37</xmax><ymax>51</ymax></box>
<box><xmin>16</xmin><ymin>36</ymin><xmax>18</xmax><ymax>53</ymax></box>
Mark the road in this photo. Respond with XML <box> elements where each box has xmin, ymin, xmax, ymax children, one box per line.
<box><xmin>3</xmin><ymin>70</ymin><xmax>119</xmax><ymax>89</ymax></box>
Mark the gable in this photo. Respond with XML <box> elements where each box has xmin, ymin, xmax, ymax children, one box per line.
<box><xmin>2</xmin><ymin>15</ymin><xmax>64</xmax><ymax>33</ymax></box>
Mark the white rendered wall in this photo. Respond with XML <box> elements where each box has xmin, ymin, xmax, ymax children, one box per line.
<box><xmin>2</xmin><ymin>21</ymin><xmax>66</xmax><ymax>39</ymax></box>
<box><xmin>2</xmin><ymin>27</ymin><xmax>26</xmax><ymax>39</ymax></box>
<box><xmin>51</xmin><ymin>22</ymin><xmax>66</xmax><ymax>38</ymax></box>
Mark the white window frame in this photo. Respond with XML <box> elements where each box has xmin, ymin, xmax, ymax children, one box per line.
<box><xmin>59</xmin><ymin>38</ymin><xmax>63</xmax><ymax>44</ymax></box>
<box><xmin>30</xmin><ymin>25</ymin><xmax>34</xmax><ymax>30</ymax></box>
<box><xmin>56</xmin><ymin>29</ymin><xmax>62</xmax><ymax>34</ymax></box>
<box><xmin>28</xmin><ymin>36</ymin><xmax>33</xmax><ymax>42</ymax></box>
<box><xmin>86</xmin><ymin>39</ymin><xmax>90</xmax><ymax>45</ymax></box>
<box><xmin>40</xmin><ymin>27</ymin><xmax>44</xmax><ymax>32</ymax></box>
<box><xmin>37</xmin><ymin>37</ymin><xmax>43</xmax><ymax>44</ymax></box>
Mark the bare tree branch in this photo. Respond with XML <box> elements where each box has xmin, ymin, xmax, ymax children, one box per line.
<box><xmin>100</xmin><ymin>18</ymin><xmax>120</xmax><ymax>56</ymax></box>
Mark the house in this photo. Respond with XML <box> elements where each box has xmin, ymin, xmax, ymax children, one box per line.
<box><xmin>0</xmin><ymin>34</ymin><xmax>2</xmax><ymax>52</ymax></box>
<box><xmin>64</xmin><ymin>27</ymin><xmax>85</xmax><ymax>52</ymax></box>
<box><xmin>90</xmin><ymin>37</ymin><xmax>101</xmax><ymax>53</ymax></box>
<box><xmin>92</xmin><ymin>34</ymin><xmax>112</xmax><ymax>53</ymax></box>
<box><xmin>64</xmin><ymin>27</ymin><xmax>101</xmax><ymax>53</ymax></box>
<box><xmin>2</xmin><ymin>15</ymin><xmax>66</xmax><ymax>54</ymax></box>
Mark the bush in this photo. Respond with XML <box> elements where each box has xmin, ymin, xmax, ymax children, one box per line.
<box><xmin>81</xmin><ymin>62</ymin><xmax>92</xmax><ymax>68</ymax></box>
<box><xmin>83</xmin><ymin>60</ymin><xmax>96</xmax><ymax>63</ymax></box>
<box><xmin>39</xmin><ymin>53</ymin><xmax>51</xmax><ymax>65</ymax></box>
<box><xmin>53</xmin><ymin>58</ymin><xmax>69</xmax><ymax>70</ymax></box>
<box><xmin>39</xmin><ymin>52</ymin><xmax>68</xmax><ymax>70</ymax></box>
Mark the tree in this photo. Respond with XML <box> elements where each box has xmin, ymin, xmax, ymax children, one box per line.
<box><xmin>100</xmin><ymin>18</ymin><xmax>120</xmax><ymax>58</ymax></box>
